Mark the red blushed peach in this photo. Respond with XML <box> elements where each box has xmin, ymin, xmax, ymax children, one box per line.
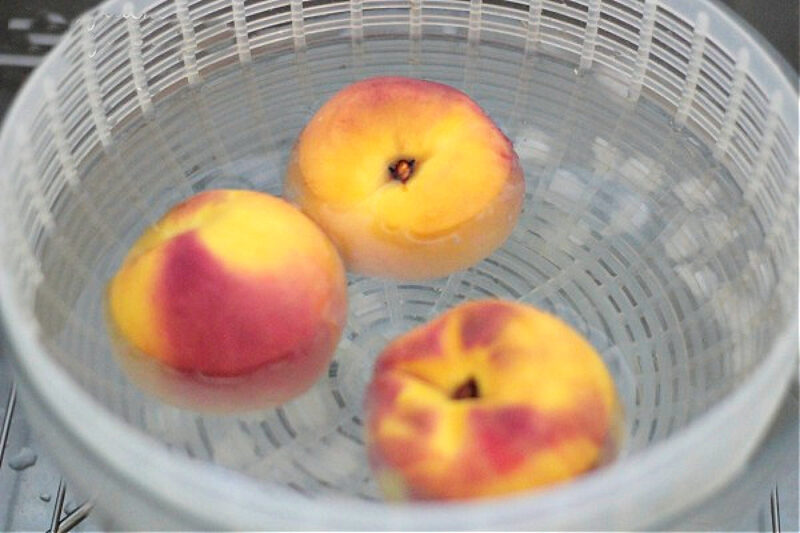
<box><xmin>284</xmin><ymin>76</ymin><xmax>524</xmax><ymax>280</ymax></box>
<box><xmin>107</xmin><ymin>189</ymin><xmax>347</xmax><ymax>411</ymax></box>
<box><xmin>364</xmin><ymin>300</ymin><xmax>623</xmax><ymax>500</ymax></box>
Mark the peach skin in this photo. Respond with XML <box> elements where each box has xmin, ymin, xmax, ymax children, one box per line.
<box><xmin>284</xmin><ymin>76</ymin><xmax>524</xmax><ymax>280</ymax></box>
<box><xmin>364</xmin><ymin>299</ymin><xmax>623</xmax><ymax>500</ymax></box>
<box><xmin>107</xmin><ymin>189</ymin><xmax>347</xmax><ymax>411</ymax></box>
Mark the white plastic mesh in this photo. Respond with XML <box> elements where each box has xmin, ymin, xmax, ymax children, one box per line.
<box><xmin>0</xmin><ymin>0</ymin><xmax>797</xmax><ymax>506</ymax></box>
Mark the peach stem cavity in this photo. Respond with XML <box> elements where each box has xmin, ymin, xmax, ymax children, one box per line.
<box><xmin>389</xmin><ymin>158</ymin><xmax>416</xmax><ymax>184</ymax></box>
<box><xmin>452</xmin><ymin>376</ymin><xmax>480</xmax><ymax>400</ymax></box>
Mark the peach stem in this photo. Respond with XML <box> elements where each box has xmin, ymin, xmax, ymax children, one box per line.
<box><xmin>388</xmin><ymin>159</ymin><xmax>415</xmax><ymax>184</ymax></box>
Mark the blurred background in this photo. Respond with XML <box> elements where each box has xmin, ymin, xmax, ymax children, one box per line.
<box><xmin>0</xmin><ymin>0</ymin><xmax>797</xmax><ymax>531</ymax></box>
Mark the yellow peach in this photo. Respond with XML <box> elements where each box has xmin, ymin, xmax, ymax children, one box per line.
<box><xmin>107</xmin><ymin>189</ymin><xmax>347</xmax><ymax>410</ymax></box>
<box><xmin>364</xmin><ymin>299</ymin><xmax>622</xmax><ymax>500</ymax></box>
<box><xmin>285</xmin><ymin>76</ymin><xmax>524</xmax><ymax>280</ymax></box>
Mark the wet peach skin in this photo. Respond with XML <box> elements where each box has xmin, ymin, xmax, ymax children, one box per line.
<box><xmin>107</xmin><ymin>189</ymin><xmax>347</xmax><ymax>412</ymax></box>
<box><xmin>285</xmin><ymin>76</ymin><xmax>525</xmax><ymax>280</ymax></box>
<box><xmin>365</xmin><ymin>300</ymin><xmax>623</xmax><ymax>500</ymax></box>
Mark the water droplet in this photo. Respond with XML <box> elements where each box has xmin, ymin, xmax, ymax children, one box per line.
<box><xmin>668</xmin><ymin>118</ymin><xmax>685</xmax><ymax>133</ymax></box>
<box><xmin>40</xmin><ymin>493</ymin><xmax>51</xmax><ymax>502</ymax></box>
<box><xmin>8</xmin><ymin>447</ymin><xmax>37</xmax><ymax>470</ymax></box>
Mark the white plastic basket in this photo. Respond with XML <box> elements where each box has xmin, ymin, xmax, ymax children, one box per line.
<box><xmin>0</xmin><ymin>0</ymin><xmax>797</xmax><ymax>529</ymax></box>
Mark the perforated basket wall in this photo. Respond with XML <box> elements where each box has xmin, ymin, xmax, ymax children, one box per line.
<box><xmin>0</xmin><ymin>0</ymin><xmax>796</xmax><ymax>529</ymax></box>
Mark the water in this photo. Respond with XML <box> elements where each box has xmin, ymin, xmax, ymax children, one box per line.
<box><xmin>33</xmin><ymin>38</ymin><xmax>763</xmax><ymax>500</ymax></box>
<box><xmin>8</xmin><ymin>447</ymin><xmax>37</xmax><ymax>471</ymax></box>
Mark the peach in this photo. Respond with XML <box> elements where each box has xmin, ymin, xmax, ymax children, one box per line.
<box><xmin>364</xmin><ymin>300</ymin><xmax>622</xmax><ymax>500</ymax></box>
<box><xmin>285</xmin><ymin>76</ymin><xmax>524</xmax><ymax>280</ymax></box>
<box><xmin>107</xmin><ymin>189</ymin><xmax>347</xmax><ymax>411</ymax></box>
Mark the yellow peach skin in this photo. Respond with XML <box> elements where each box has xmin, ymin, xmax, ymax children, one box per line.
<box><xmin>107</xmin><ymin>189</ymin><xmax>347</xmax><ymax>411</ymax></box>
<box><xmin>285</xmin><ymin>76</ymin><xmax>524</xmax><ymax>280</ymax></box>
<box><xmin>364</xmin><ymin>300</ymin><xmax>623</xmax><ymax>500</ymax></box>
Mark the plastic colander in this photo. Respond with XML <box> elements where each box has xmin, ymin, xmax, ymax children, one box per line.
<box><xmin>0</xmin><ymin>0</ymin><xmax>797</xmax><ymax>529</ymax></box>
